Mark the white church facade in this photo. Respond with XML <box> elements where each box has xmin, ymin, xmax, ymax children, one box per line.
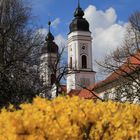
<box><xmin>40</xmin><ymin>21</ymin><xmax>59</xmax><ymax>97</ymax></box>
<box><xmin>40</xmin><ymin>1</ymin><xmax>96</xmax><ymax>96</ymax></box>
<box><xmin>67</xmin><ymin>2</ymin><xmax>96</xmax><ymax>93</ymax></box>
<box><xmin>39</xmin><ymin>1</ymin><xmax>140</xmax><ymax>102</ymax></box>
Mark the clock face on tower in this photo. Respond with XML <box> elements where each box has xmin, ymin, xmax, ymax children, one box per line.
<box><xmin>82</xmin><ymin>46</ymin><xmax>86</xmax><ymax>50</ymax></box>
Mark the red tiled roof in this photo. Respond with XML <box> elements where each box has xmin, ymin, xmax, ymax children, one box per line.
<box><xmin>66</xmin><ymin>52</ymin><xmax>140</xmax><ymax>99</ymax></box>
<box><xmin>93</xmin><ymin>52</ymin><xmax>140</xmax><ymax>90</ymax></box>
<box><xmin>67</xmin><ymin>87</ymin><xmax>98</xmax><ymax>100</ymax></box>
<box><xmin>68</xmin><ymin>89</ymin><xmax>80</xmax><ymax>97</ymax></box>
<box><xmin>78</xmin><ymin>87</ymin><xmax>98</xmax><ymax>99</ymax></box>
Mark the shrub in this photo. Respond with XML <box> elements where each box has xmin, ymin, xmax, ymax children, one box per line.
<box><xmin>0</xmin><ymin>96</ymin><xmax>140</xmax><ymax>140</ymax></box>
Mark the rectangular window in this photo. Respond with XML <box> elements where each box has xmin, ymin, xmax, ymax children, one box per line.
<box><xmin>70</xmin><ymin>57</ymin><xmax>72</xmax><ymax>68</ymax></box>
<box><xmin>82</xmin><ymin>55</ymin><xmax>87</xmax><ymax>69</ymax></box>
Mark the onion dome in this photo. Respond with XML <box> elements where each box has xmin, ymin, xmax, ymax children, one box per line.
<box><xmin>41</xmin><ymin>21</ymin><xmax>59</xmax><ymax>54</ymax></box>
<box><xmin>69</xmin><ymin>0</ymin><xmax>90</xmax><ymax>33</ymax></box>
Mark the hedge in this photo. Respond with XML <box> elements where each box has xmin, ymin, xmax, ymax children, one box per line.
<box><xmin>0</xmin><ymin>96</ymin><xmax>140</xmax><ymax>140</ymax></box>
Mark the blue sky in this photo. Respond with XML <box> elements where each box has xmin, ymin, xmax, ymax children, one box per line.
<box><xmin>28</xmin><ymin>0</ymin><xmax>140</xmax><ymax>80</ymax></box>
<box><xmin>30</xmin><ymin>0</ymin><xmax>140</xmax><ymax>36</ymax></box>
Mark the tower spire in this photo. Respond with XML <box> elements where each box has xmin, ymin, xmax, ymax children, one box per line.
<box><xmin>74</xmin><ymin>0</ymin><xmax>84</xmax><ymax>18</ymax></box>
<box><xmin>45</xmin><ymin>20</ymin><xmax>54</xmax><ymax>41</ymax></box>
<box><xmin>48</xmin><ymin>21</ymin><xmax>51</xmax><ymax>33</ymax></box>
<box><xmin>78</xmin><ymin>0</ymin><xmax>80</xmax><ymax>8</ymax></box>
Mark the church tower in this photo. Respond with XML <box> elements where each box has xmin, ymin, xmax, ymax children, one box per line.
<box><xmin>40</xmin><ymin>21</ymin><xmax>59</xmax><ymax>94</ymax></box>
<box><xmin>67</xmin><ymin>1</ymin><xmax>96</xmax><ymax>93</ymax></box>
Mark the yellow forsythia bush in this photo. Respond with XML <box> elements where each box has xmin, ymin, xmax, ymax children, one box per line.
<box><xmin>0</xmin><ymin>96</ymin><xmax>140</xmax><ymax>140</ymax></box>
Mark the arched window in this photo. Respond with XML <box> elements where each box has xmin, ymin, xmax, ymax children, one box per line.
<box><xmin>82</xmin><ymin>55</ymin><xmax>87</xmax><ymax>69</ymax></box>
<box><xmin>51</xmin><ymin>74</ymin><xmax>56</xmax><ymax>85</ymax></box>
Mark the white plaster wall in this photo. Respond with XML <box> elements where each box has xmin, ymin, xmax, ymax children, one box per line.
<box><xmin>75</xmin><ymin>71</ymin><xmax>96</xmax><ymax>88</ymax></box>
<box><xmin>67</xmin><ymin>74</ymin><xmax>76</xmax><ymax>92</ymax></box>
<box><xmin>67</xmin><ymin>71</ymin><xmax>96</xmax><ymax>93</ymax></box>
<box><xmin>98</xmin><ymin>81</ymin><xmax>140</xmax><ymax>103</ymax></box>
<box><xmin>67</xmin><ymin>31</ymin><xmax>95</xmax><ymax>93</ymax></box>
<box><xmin>40</xmin><ymin>53</ymin><xmax>58</xmax><ymax>86</ymax></box>
<box><xmin>68</xmin><ymin>31</ymin><xmax>93</xmax><ymax>70</ymax></box>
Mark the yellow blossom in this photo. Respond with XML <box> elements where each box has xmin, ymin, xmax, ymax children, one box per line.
<box><xmin>0</xmin><ymin>96</ymin><xmax>140</xmax><ymax>140</ymax></box>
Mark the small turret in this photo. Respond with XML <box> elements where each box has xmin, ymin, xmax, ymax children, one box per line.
<box><xmin>41</xmin><ymin>21</ymin><xmax>58</xmax><ymax>54</ymax></box>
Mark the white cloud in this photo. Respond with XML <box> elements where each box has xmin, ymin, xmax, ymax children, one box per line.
<box><xmin>37</xmin><ymin>28</ymin><xmax>48</xmax><ymax>36</ymax></box>
<box><xmin>51</xmin><ymin>18</ymin><xmax>61</xmax><ymax>28</ymax></box>
<box><xmin>84</xmin><ymin>5</ymin><xmax>127</xmax><ymax>59</ymax></box>
<box><xmin>84</xmin><ymin>5</ymin><xmax>127</xmax><ymax>80</ymax></box>
<box><xmin>93</xmin><ymin>24</ymin><xmax>127</xmax><ymax>59</ymax></box>
<box><xmin>85</xmin><ymin>5</ymin><xmax>117</xmax><ymax>30</ymax></box>
<box><xmin>55</xmin><ymin>34</ymin><xmax>67</xmax><ymax>62</ymax></box>
<box><xmin>55</xmin><ymin>34</ymin><xmax>66</xmax><ymax>47</ymax></box>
